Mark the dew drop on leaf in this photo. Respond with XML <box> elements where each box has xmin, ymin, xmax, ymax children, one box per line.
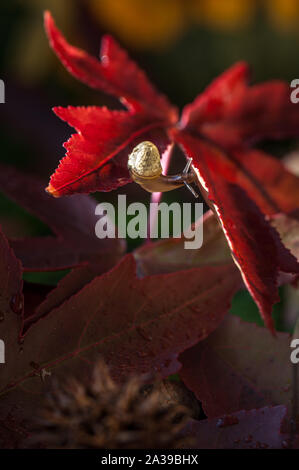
<box><xmin>10</xmin><ymin>293</ymin><xmax>23</xmax><ymax>315</ymax></box>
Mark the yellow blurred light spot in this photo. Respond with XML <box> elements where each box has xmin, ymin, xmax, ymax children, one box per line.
<box><xmin>198</xmin><ymin>0</ymin><xmax>255</xmax><ymax>30</ymax></box>
<box><xmin>264</xmin><ymin>0</ymin><xmax>299</xmax><ymax>31</ymax></box>
<box><xmin>11</xmin><ymin>0</ymin><xmax>76</xmax><ymax>84</ymax></box>
<box><xmin>89</xmin><ymin>0</ymin><xmax>185</xmax><ymax>49</ymax></box>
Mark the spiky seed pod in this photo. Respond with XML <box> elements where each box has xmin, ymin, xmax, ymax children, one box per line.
<box><xmin>31</xmin><ymin>361</ymin><xmax>192</xmax><ymax>449</ymax></box>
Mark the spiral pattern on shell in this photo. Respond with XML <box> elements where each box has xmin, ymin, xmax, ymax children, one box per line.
<box><xmin>128</xmin><ymin>141</ymin><xmax>162</xmax><ymax>178</ymax></box>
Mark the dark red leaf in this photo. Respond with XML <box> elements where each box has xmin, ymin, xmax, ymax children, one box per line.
<box><xmin>22</xmin><ymin>282</ymin><xmax>52</xmax><ymax>322</ymax></box>
<box><xmin>22</xmin><ymin>265</ymin><xmax>104</xmax><ymax>332</ymax></box>
<box><xmin>183</xmin><ymin>406</ymin><xmax>287</xmax><ymax>449</ymax></box>
<box><xmin>11</xmin><ymin>237</ymin><xmax>84</xmax><ymax>272</ymax></box>
<box><xmin>0</xmin><ymin>255</ymin><xmax>240</xmax><ymax>396</ymax></box>
<box><xmin>0</xmin><ymin>226</ymin><xmax>23</xmax><ymax>317</ymax></box>
<box><xmin>171</xmin><ymin>131</ymin><xmax>299</xmax><ymax>331</ymax></box>
<box><xmin>179</xmin><ymin>316</ymin><xmax>297</xmax><ymax>425</ymax></box>
<box><xmin>0</xmin><ymin>387</ymin><xmax>39</xmax><ymax>448</ymax></box>
<box><xmin>22</xmin><ymin>210</ymin><xmax>238</xmax><ymax>333</ymax></box>
<box><xmin>0</xmin><ymin>406</ymin><xmax>31</xmax><ymax>449</ymax></box>
<box><xmin>0</xmin><ymin>165</ymin><xmax>124</xmax><ymax>271</ymax></box>
<box><xmin>0</xmin><ymin>229</ymin><xmax>24</xmax><ymax>397</ymax></box>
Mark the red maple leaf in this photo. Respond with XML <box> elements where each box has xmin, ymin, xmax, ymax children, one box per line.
<box><xmin>44</xmin><ymin>12</ymin><xmax>299</xmax><ymax>332</ymax></box>
<box><xmin>0</xmin><ymin>255</ymin><xmax>240</xmax><ymax>395</ymax></box>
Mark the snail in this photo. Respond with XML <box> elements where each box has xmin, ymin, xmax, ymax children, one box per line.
<box><xmin>128</xmin><ymin>141</ymin><xmax>198</xmax><ymax>197</ymax></box>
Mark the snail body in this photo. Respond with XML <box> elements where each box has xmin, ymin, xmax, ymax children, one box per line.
<box><xmin>128</xmin><ymin>141</ymin><xmax>197</xmax><ymax>195</ymax></box>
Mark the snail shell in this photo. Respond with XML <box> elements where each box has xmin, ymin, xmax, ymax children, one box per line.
<box><xmin>128</xmin><ymin>141</ymin><xmax>162</xmax><ymax>178</ymax></box>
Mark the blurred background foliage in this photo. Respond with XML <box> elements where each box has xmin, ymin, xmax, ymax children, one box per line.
<box><xmin>0</xmin><ymin>0</ymin><xmax>298</xmax><ymax>330</ymax></box>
